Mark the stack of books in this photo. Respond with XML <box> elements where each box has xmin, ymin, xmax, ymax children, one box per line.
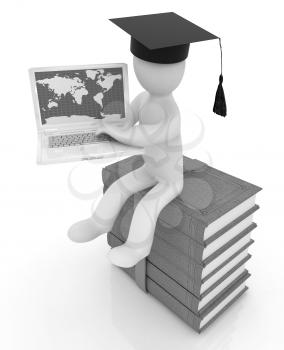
<box><xmin>103</xmin><ymin>156</ymin><xmax>261</xmax><ymax>333</ymax></box>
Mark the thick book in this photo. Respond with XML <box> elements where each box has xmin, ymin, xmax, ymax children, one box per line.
<box><xmin>102</xmin><ymin>155</ymin><xmax>261</xmax><ymax>245</ymax></box>
<box><xmin>108</xmin><ymin>231</ymin><xmax>251</xmax><ymax>314</ymax></box>
<box><xmin>112</xmin><ymin>195</ymin><xmax>259</xmax><ymax>263</ymax></box>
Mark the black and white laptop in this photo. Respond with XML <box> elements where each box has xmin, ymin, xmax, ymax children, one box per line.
<box><xmin>29</xmin><ymin>63</ymin><xmax>142</xmax><ymax>164</ymax></box>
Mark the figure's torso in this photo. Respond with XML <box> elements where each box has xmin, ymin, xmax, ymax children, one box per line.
<box><xmin>134</xmin><ymin>92</ymin><xmax>183</xmax><ymax>182</ymax></box>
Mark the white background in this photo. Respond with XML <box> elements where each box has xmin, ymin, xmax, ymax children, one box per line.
<box><xmin>1</xmin><ymin>1</ymin><xmax>283</xmax><ymax>349</ymax></box>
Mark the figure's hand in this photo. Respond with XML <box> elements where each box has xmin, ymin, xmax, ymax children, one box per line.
<box><xmin>105</xmin><ymin>117</ymin><xmax>132</xmax><ymax>129</ymax></box>
<box><xmin>95</xmin><ymin>119</ymin><xmax>107</xmax><ymax>136</ymax></box>
<box><xmin>96</xmin><ymin>118</ymin><xmax>132</xmax><ymax>137</ymax></box>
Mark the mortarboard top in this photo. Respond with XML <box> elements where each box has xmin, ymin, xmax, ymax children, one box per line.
<box><xmin>110</xmin><ymin>12</ymin><xmax>227</xmax><ymax>117</ymax></box>
<box><xmin>110</xmin><ymin>12</ymin><xmax>218</xmax><ymax>64</ymax></box>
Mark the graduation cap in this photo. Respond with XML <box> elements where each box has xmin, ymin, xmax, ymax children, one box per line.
<box><xmin>110</xmin><ymin>12</ymin><xmax>227</xmax><ymax>117</ymax></box>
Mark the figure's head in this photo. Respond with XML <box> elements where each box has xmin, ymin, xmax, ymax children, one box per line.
<box><xmin>133</xmin><ymin>56</ymin><xmax>186</xmax><ymax>96</ymax></box>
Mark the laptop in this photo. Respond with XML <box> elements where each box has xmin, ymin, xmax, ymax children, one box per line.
<box><xmin>29</xmin><ymin>63</ymin><xmax>143</xmax><ymax>164</ymax></box>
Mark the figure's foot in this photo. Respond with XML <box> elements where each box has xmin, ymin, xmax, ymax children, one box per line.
<box><xmin>68</xmin><ymin>218</ymin><xmax>107</xmax><ymax>243</ymax></box>
<box><xmin>108</xmin><ymin>243</ymin><xmax>151</xmax><ymax>268</ymax></box>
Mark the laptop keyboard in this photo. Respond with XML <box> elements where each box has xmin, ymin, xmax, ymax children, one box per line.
<box><xmin>48</xmin><ymin>132</ymin><xmax>113</xmax><ymax>148</ymax></box>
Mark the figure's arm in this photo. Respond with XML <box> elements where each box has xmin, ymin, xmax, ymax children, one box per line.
<box><xmin>100</xmin><ymin>93</ymin><xmax>142</xmax><ymax>128</ymax></box>
<box><xmin>98</xmin><ymin>103</ymin><xmax>179</xmax><ymax>147</ymax></box>
<box><xmin>128</xmin><ymin>93</ymin><xmax>143</xmax><ymax>126</ymax></box>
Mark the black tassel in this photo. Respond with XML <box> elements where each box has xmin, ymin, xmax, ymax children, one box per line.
<box><xmin>213</xmin><ymin>38</ymin><xmax>227</xmax><ymax>117</ymax></box>
<box><xmin>213</xmin><ymin>74</ymin><xmax>227</xmax><ymax>117</ymax></box>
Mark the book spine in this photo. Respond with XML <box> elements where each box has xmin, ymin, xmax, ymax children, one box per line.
<box><xmin>146</xmin><ymin>263</ymin><xmax>200</xmax><ymax>312</ymax></box>
<box><xmin>107</xmin><ymin>240</ymin><xmax>201</xmax><ymax>332</ymax></box>
<box><xmin>148</xmin><ymin>253</ymin><xmax>202</xmax><ymax>296</ymax></box>
<box><xmin>158</xmin><ymin>203</ymin><xmax>206</xmax><ymax>244</ymax></box>
<box><xmin>114</xmin><ymin>258</ymin><xmax>201</xmax><ymax>313</ymax></box>
<box><xmin>146</xmin><ymin>278</ymin><xmax>201</xmax><ymax>332</ymax></box>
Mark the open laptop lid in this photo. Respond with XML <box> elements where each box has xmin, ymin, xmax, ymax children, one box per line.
<box><xmin>29</xmin><ymin>63</ymin><xmax>129</xmax><ymax>132</ymax></box>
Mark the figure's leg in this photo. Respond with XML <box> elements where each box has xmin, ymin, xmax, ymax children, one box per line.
<box><xmin>108</xmin><ymin>180</ymin><xmax>183</xmax><ymax>267</ymax></box>
<box><xmin>68</xmin><ymin>166</ymin><xmax>157</xmax><ymax>243</ymax></box>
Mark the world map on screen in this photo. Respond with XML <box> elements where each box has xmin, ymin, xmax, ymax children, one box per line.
<box><xmin>35</xmin><ymin>67</ymin><xmax>125</xmax><ymax>125</ymax></box>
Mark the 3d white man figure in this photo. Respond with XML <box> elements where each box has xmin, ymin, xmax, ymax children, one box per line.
<box><xmin>68</xmin><ymin>13</ymin><xmax>223</xmax><ymax>267</ymax></box>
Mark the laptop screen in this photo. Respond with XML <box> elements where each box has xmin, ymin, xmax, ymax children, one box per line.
<box><xmin>30</xmin><ymin>64</ymin><xmax>128</xmax><ymax>128</ymax></box>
